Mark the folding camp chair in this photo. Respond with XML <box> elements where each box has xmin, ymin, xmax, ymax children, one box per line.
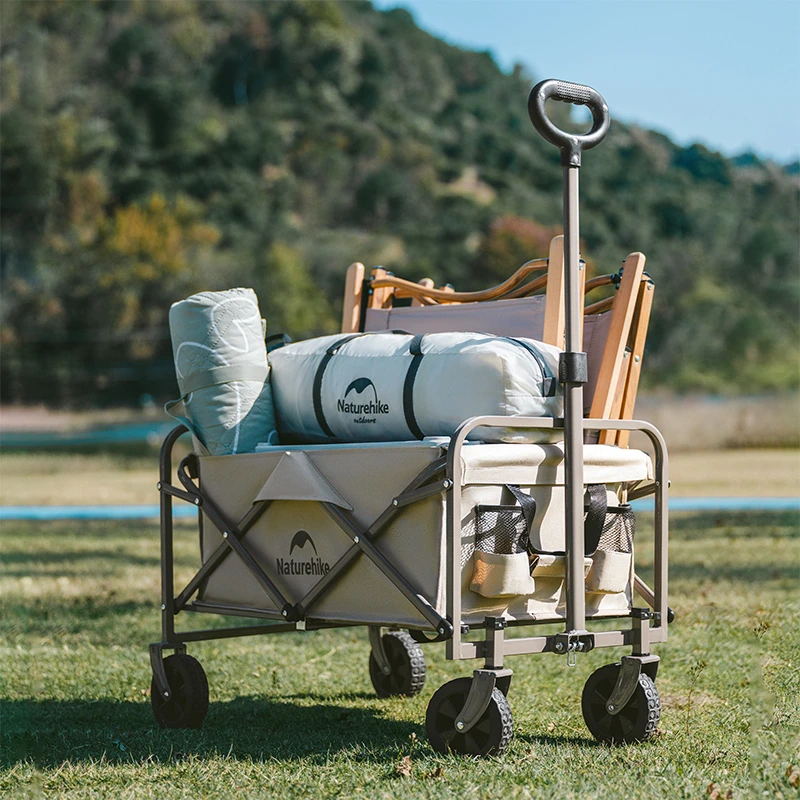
<box><xmin>341</xmin><ymin>235</ymin><xmax>655</xmax><ymax>448</ymax></box>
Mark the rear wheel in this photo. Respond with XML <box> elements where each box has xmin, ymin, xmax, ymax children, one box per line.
<box><xmin>151</xmin><ymin>653</ymin><xmax>209</xmax><ymax>729</ymax></box>
<box><xmin>369</xmin><ymin>630</ymin><xmax>426</xmax><ymax>697</ymax></box>
<box><xmin>426</xmin><ymin>677</ymin><xmax>513</xmax><ymax>757</ymax></box>
<box><xmin>581</xmin><ymin>663</ymin><xmax>660</xmax><ymax>744</ymax></box>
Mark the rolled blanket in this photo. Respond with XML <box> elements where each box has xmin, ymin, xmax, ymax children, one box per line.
<box><xmin>166</xmin><ymin>288</ymin><xmax>278</xmax><ymax>455</ymax></box>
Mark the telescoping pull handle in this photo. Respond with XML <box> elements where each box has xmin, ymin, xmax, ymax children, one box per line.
<box><xmin>528</xmin><ymin>79</ymin><xmax>610</xmax><ymax>167</ymax></box>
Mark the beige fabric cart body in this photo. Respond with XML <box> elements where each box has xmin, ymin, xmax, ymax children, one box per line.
<box><xmin>195</xmin><ymin>441</ymin><xmax>652</xmax><ymax>629</ymax></box>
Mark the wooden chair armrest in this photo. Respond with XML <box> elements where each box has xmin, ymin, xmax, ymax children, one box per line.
<box><xmin>371</xmin><ymin>258</ymin><xmax>548</xmax><ymax>304</ymax></box>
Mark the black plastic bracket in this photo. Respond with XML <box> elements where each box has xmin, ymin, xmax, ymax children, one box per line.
<box><xmin>280</xmin><ymin>603</ymin><xmax>302</xmax><ymax>623</ymax></box>
<box><xmin>454</xmin><ymin>668</ymin><xmax>514</xmax><ymax>733</ymax></box>
<box><xmin>149</xmin><ymin>641</ymin><xmax>186</xmax><ymax>700</ymax></box>
<box><xmin>606</xmin><ymin>654</ymin><xmax>660</xmax><ymax>715</ymax></box>
<box><xmin>559</xmin><ymin>352</ymin><xmax>588</xmax><ymax>385</ymax></box>
<box><xmin>408</xmin><ymin>619</ymin><xmax>454</xmax><ymax>644</ymax></box>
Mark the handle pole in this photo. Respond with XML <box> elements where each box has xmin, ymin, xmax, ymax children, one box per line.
<box><xmin>563</xmin><ymin>163</ymin><xmax>586</xmax><ymax>632</ymax></box>
<box><xmin>528</xmin><ymin>79</ymin><xmax>611</xmax><ymax>637</ymax></box>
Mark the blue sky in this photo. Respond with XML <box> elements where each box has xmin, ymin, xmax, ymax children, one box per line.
<box><xmin>372</xmin><ymin>0</ymin><xmax>800</xmax><ymax>163</ymax></box>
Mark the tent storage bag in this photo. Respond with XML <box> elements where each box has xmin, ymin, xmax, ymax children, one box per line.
<box><xmin>166</xmin><ymin>288</ymin><xmax>278</xmax><ymax>456</ymax></box>
<box><xmin>194</xmin><ymin>441</ymin><xmax>651</xmax><ymax>628</ymax></box>
<box><xmin>269</xmin><ymin>331</ymin><xmax>563</xmax><ymax>444</ymax></box>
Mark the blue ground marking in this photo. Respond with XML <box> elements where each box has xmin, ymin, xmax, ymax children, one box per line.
<box><xmin>1</xmin><ymin>421</ymin><xmax>174</xmax><ymax>448</ymax></box>
<box><xmin>0</xmin><ymin>505</ymin><xmax>198</xmax><ymax>520</ymax></box>
<box><xmin>630</xmin><ymin>497</ymin><xmax>799</xmax><ymax>512</ymax></box>
<box><xmin>0</xmin><ymin>497</ymin><xmax>797</xmax><ymax>520</ymax></box>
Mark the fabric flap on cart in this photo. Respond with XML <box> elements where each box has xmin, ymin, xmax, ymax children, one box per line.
<box><xmin>253</xmin><ymin>450</ymin><xmax>353</xmax><ymax>509</ymax></box>
<box><xmin>459</xmin><ymin>443</ymin><xmax>653</xmax><ymax>486</ymax></box>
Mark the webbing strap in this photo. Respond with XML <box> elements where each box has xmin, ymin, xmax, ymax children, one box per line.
<box><xmin>402</xmin><ymin>334</ymin><xmax>426</xmax><ymax>440</ymax></box>
<box><xmin>179</xmin><ymin>364</ymin><xmax>269</xmax><ymax>396</ymax></box>
<box><xmin>312</xmin><ymin>331</ymin><xmax>412</xmax><ymax>440</ymax></box>
<box><xmin>507</xmin><ymin>482</ymin><xmax>607</xmax><ymax>557</ymax></box>
<box><xmin>505</xmin><ymin>484</ymin><xmax>537</xmax><ymax>548</ymax></box>
<box><xmin>501</xmin><ymin>337</ymin><xmax>558</xmax><ymax>397</ymax></box>
<box><xmin>583</xmin><ymin>483</ymin><xmax>608</xmax><ymax>555</ymax></box>
<box><xmin>312</xmin><ymin>334</ymin><xmax>362</xmax><ymax>439</ymax></box>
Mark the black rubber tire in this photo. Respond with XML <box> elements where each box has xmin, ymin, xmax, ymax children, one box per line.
<box><xmin>151</xmin><ymin>653</ymin><xmax>209</xmax><ymax>729</ymax></box>
<box><xmin>368</xmin><ymin>630</ymin><xmax>426</xmax><ymax>698</ymax></box>
<box><xmin>581</xmin><ymin>663</ymin><xmax>661</xmax><ymax>744</ymax></box>
<box><xmin>426</xmin><ymin>677</ymin><xmax>513</xmax><ymax>757</ymax></box>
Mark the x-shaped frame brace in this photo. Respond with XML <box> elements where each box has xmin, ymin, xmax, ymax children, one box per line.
<box><xmin>165</xmin><ymin>450</ymin><xmax>454</xmax><ymax>638</ymax></box>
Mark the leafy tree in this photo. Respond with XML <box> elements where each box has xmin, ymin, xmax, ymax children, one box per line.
<box><xmin>0</xmin><ymin>0</ymin><xmax>797</xmax><ymax>406</ymax></box>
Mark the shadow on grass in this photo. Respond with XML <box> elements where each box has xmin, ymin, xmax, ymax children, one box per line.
<box><xmin>1</xmin><ymin>696</ymin><xmax>423</xmax><ymax>768</ymax></box>
<box><xmin>515</xmin><ymin>731</ymin><xmax>600</xmax><ymax>748</ymax></box>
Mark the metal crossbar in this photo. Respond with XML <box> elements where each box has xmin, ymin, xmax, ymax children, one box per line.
<box><xmin>297</xmin><ymin>457</ymin><xmax>447</xmax><ymax>615</ymax></box>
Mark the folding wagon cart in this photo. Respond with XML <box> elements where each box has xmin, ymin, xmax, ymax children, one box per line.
<box><xmin>150</xmin><ymin>80</ymin><xmax>672</xmax><ymax>756</ymax></box>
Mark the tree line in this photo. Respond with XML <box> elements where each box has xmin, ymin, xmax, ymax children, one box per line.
<box><xmin>1</xmin><ymin>0</ymin><xmax>798</xmax><ymax>406</ymax></box>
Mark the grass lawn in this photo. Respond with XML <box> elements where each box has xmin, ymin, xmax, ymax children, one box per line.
<box><xmin>1</xmin><ymin>509</ymin><xmax>798</xmax><ymax>799</ymax></box>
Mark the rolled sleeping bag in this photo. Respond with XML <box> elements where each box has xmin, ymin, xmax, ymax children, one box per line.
<box><xmin>270</xmin><ymin>331</ymin><xmax>563</xmax><ymax>444</ymax></box>
<box><xmin>166</xmin><ymin>288</ymin><xmax>278</xmax><ymax>455</ymax></box>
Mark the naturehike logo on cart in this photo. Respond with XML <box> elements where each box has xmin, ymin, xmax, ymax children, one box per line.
<box><xmin>290</xmin><ymin>530</ymin><xmax>317</xmax><ymax>556</ymax></box>
<box><xmin>337</xmin><ymin>378</ymin><xmax>389</xmax><ymax>424</ymax></box>
<box><xmin>277</xmin><ymin>530</ymin><xmax>331</xmax><ymax>577</ymax></box>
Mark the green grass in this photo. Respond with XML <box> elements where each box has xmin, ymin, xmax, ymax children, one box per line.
<box><xmin>1</xmin><ymin>512</ymin><xmax>798</xmax><ymax>799</ymax></box>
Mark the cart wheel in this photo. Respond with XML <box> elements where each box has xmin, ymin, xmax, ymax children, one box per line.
<box><xmin>426</xmin><ymin>677</ymin><xmax>513</xmax><ymax>757</ymax></box>
<box><xmin>581</xmin><ymin>663</ymin><xmax>660</xmax><ymax>744</ymax></box>
<box><xmin>151</xmin><ymin>653</ymin><xmax>209</xmax><ymax>729</ymax></box>
<box><xmin>369</xmin><ymin>630</ymin><xmax>426</xmax><ymax>698</ymax></box>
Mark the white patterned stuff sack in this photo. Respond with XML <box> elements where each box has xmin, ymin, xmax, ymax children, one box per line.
<box><xmin>166</xmin><ymin>288</ymin><xmax>278</xmax><ymax>455</ymax></box>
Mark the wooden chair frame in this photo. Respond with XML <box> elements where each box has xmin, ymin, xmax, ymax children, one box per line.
<box><xmin>340</xmin><ymin>236</ymin><xmax>653</xmax><ymax>447</ymax></box>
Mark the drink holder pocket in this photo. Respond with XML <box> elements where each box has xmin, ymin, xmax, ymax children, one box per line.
<box><xmin>469</xmin><ymin>493</ymin><xmax>534</xmax><ymax>598</ymax></box>
<box><xmin>586</xmin><ymin>504</ymin><xmax>636</xmax><ymax>594</ymax></box>
<box><xmin>468</xmin><ymin>486</ymin><xmax>636</xmax><ymax>598</ymax></box>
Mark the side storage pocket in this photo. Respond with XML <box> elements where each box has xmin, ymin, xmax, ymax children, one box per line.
<box><xmin>470</xmin><ymin>503</ymin><xmax>535</xmax><ymax>598</ymax></box>
<box><xmin>586</xmin><ymin>503</ymin><xmax>635</xmax><ymax>594</ymax></box>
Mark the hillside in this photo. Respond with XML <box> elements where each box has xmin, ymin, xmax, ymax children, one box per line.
<box><xmin>1</xmin><ymin>0</ymin><xmax>798</xmax><ymax>406</ymax></box>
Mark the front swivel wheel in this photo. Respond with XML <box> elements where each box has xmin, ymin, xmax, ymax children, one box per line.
<box><xmin>426</xmin><ymin>677</ymin><xmax>513</xmax><ymax>757</ymax></box>
<box><xmin>151</xmin><ymin>653</ymin><xmax>209</xmax><ymax>729</ymax></box>
<box><xmin>581</xmin><ymin>663</ymin><xmax>660</xmax><ymax>744</ymax></box>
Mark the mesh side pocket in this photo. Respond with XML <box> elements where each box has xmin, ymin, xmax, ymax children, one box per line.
<box><xmin>597</xmin><ymin>504</ymin><xmax>635</xmax><ymax>554</ymax></box>
<box><xmin>586</xmin><ymin>503</ymin><xmax>635</xmax><ymax>595</ymax></box>
<box><xmin>475</xmin><ymin>505</ymin><xmax>528</xmax><ymax>555</ymax></box>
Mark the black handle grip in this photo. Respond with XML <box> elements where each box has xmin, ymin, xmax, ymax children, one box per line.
<box><xmin>528</xmin><ymin>78</ymin><xmax>610</xmax><ymax>166</ymax></box>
